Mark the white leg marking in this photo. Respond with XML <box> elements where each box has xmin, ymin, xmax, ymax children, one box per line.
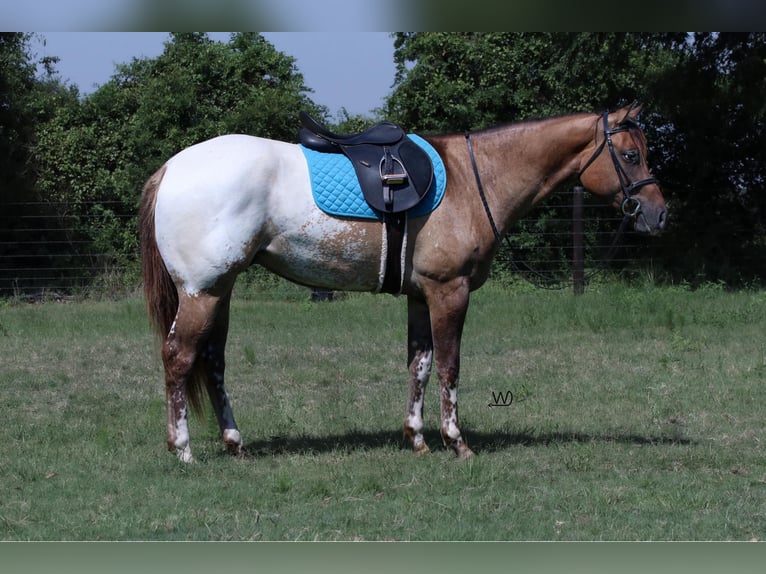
<box><xmin>416</xmin><ymin>350</ymin><xmax>432</xmax><ymax>384</ymax></box>
<box><xmin>407</xmin><ymin>350</ymin><xmax>432</xmax><ymax>433</ymax></box>
<box><xmin>174</xmin><ymin>407</ymin><xmax>194</xmax><ymax>463</ymax></box>
<box><xmin>445</xmin><ymin>386</ymin><xmax>460</xmax><ymax>440</ymax></box>
<box><xmin>406</xmin><ymin>400</ymin><xmax>424</xmax><ymax>434</ymax></box>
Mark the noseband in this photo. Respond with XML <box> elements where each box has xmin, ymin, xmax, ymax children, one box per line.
<box><xmin>578</xmin><ymin>112</ymin><xmax>658</xmax><ymax>217</ymax></box>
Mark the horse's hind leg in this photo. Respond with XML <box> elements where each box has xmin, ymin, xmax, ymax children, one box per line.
<box><xmin>199</xmin><ymin>291</ymin><xmax>243</xmax><ymax>456</ymax></box>
<box><xmin>162</xmin><ymin>289</ymin><xmax>230</xmax><ymax>462</ymax></box>
<box><xmin>403</xmin><ymin>296</ymin><xmax>433</xmax><ymax>454</ymax></box>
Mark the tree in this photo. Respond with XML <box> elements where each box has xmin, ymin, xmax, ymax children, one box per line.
<box><xmin>1</xmin><ymin>33</ymin><xmax>36</xmax><ymax>197</ymax></box>
<box><xmin>385</xmin><ymin>33</ymin><xmax>685</xmax><ymax>131</ymax></box>
<box><xmin>649</xmin><ymin>33</ymin><xmax>766</xmax><ymax>284</ymax></box>
<box><xmin>330</xmin><ymin>107</ymin><xmax>380</xmax><ymax>134</ymax></box>
<box><xmin>1</xmin><ymin>33</ymin><xmax>81</xmax><ymax>295</ymax></box>
<box><xmin>34</xmin><ymin>32</ymin><xmax>325</xmax><ymax>271</ymax></box>
<box><xmin>1</xmin><ymin>33</ymin><xmax>37</xmax><ymax>294</ymax></box>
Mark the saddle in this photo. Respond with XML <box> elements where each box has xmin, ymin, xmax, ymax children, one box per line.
<box><xmin>298</xmin><ymin>112</ymin><xmax>434</xmax><ymax>214</ymax></box>
<box><xmin>298</xmin><ymin>112</ymin><xmax>437</xmax><ymax>295</ymax></box>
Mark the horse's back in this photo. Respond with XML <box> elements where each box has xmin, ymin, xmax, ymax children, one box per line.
<box><xmin>162</xmin><ymin>134</ymin><xmax>303</xmax><ymax>199</ymax></box>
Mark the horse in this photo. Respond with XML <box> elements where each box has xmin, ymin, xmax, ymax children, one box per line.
<box><xmin>139</xmin><ymin>103</ymin><xmax>667</xmax><ymax>463</ymax></box>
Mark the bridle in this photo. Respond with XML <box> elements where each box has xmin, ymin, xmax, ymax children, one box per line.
<box><xmin>464</xmin><ymin>109</ymin><xmax>659</xmax><ymax>288</ymax></box>
<box><xmin>577</xmin><ymin>111</ymin><xmax>658</xmax><ymax>217</ymax></box>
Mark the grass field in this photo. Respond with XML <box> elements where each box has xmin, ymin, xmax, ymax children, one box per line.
<box><xmin>1</xmin><ymin>280</ymin><xmax>765</xmax><ymax>540</ymax></box>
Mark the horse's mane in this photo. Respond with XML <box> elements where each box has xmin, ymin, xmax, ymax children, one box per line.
<box><xmin>422</xmin><ymin>107</ymin><xmax>647</xmax><ymax>147</ymax></box>
<box><xmin>426</xmin><ymin>110</ymin><xmax>598</xmax><ymax>139</ymax></box>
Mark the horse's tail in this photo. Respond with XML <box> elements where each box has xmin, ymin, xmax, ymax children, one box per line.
<box><xmin>139</xmin><ymin>165</ymin><xmax>206</xmax><ymax>417</ymax></box>
<box><xmin>140</xmin><ymin>165</ymin><xmax>177</xmax><ymax>340</ymax></box>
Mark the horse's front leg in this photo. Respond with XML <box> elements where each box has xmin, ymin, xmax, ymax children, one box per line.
<box><xmin>428</xmin><ymin>279</ymin><xmax>475</xmax><ymax>460</ymax></box>
<box><xmin>403</xmin><ymin>296</ymin><xmax>433</xmax><ymax>454</ymax></box>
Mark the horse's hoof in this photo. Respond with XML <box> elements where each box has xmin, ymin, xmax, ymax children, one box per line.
<box><xmin>176</xmin><ymin>446</ymin><xmax>194</xmax><ymax>463</ymax></box>
<box><xmin>441</xmin><ymin>429</ymin><xmax>473</xmax><ymax>460</ymax></box>
<box><xmin>404</xmin><ymin>426</ymin><xmax>430</xmax><ymax>455</ymax></box>
<box><xmin>223</xmin><ymin>429</ymin><xmax>244</xmax><ymax>456</ymax></box>
<box><xmin>455</xmin><ymin>445</ymin><xmax>475</xmax><ymax>461</ymax></box>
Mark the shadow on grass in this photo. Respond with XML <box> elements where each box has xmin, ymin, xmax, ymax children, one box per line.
<box><xmin>241</xmin><ymin>427</ymin><xmax>693</xmax><ymax>458</ymax></box>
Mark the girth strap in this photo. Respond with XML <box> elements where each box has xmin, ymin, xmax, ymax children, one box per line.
<box><xmin>379</xmin><ymin>212</ymin><xmax>407</xmax><ymax>295</ymax></box>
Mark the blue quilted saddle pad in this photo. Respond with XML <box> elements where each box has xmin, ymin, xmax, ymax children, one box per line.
<box><xmin>300</xmin><ymin>134</ymin><xmax>446</xmax><ymax>221</ymax></box>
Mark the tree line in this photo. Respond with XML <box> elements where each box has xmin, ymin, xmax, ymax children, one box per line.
<box><xmin>1</xmin><ymin>32</ymin><xmax>764</xmax><ymax>295</ymax></box>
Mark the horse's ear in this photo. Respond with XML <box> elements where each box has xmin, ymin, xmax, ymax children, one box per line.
<box><xmin>609</xmin><ymin>101</ymin><xmax>643</xmax><ymax>127</ymax></box>
<box><xmin>623</xmin><ymin>101</ymin><xmax>642</xmax><ymax>122</ymax></box>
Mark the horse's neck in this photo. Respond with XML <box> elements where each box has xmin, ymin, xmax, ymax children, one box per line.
<box><xmin>475</xmin><ymin>114</ymin><xmax>593</xmax><ymax>233</ymax></box>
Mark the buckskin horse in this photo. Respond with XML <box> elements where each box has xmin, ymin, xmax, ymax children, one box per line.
<box><xmin>140</xmin><ymin>103</ymin><xmax>667</xmax><ymax>463</ymax></box>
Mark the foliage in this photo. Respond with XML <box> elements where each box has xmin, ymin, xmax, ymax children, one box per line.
<box><xmin>0</xmin><ymin>33</ymin><xmax>83</xmax><ymax>294</ymax></box>
<box><xmin>385</xmin><ymin>33</ymin><xmax>686</xmax><ymax>131</ymax></box>
<box><xmin>0</xmin><ymin>33</ymin><xmax>37</xmax><ymax>194</ymax></box>
<box><xmin>648</xmin><ymin>33</ymin><xmax>766</xmax><ymax>285</ymax></box>
<box><xmin>1</xmin><ymin>33</ymin><xmax>38</xmax><ymax>292</ymax></box>
<box><xmin>329</xmin><ymin>107</ymin><xmax>380</xmax><ymax>134</ymax></box>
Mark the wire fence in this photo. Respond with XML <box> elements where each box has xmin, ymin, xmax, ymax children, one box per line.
<box><xmin>493</xmin><ymin>187</ymin><xmax>656</xmax><ymax>290</ymax></box>
<box><xmin>0</xmin><ymin>200</ymin><xmax>134</xmax><ymax>299</ymax></box>
<box><xmin>1</xmin><ymin>189</ymin><xmax>658</xmax><ymax>299</ymax></box>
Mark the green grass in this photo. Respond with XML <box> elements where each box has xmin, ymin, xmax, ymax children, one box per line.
<box><xmin>1</xmin><ymin>281</ymin><xmax>765</xmax><ymax>540</ymax></box>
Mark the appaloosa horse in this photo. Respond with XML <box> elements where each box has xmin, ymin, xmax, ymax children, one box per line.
<box><xmin>140</xmin><ymin>103</ymin><xmax>666</xmax><ymax>462</ymax></box>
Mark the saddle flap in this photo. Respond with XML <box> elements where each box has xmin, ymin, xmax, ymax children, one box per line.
<box><xmin>344</xmin><ymin>138</ymin><xmax>434</xmax><ymax>213</ymax></box>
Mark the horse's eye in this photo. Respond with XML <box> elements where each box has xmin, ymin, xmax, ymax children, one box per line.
<box><xmin>622</xmin><ymin>150</ymin><xmax>640</xmax><ymax>164</ymax></box>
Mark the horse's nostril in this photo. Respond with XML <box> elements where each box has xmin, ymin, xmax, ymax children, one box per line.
<box><xmin>658</xmin><ymin>209</ymin><xmax>668</xmax><ymax>230</ymax></box>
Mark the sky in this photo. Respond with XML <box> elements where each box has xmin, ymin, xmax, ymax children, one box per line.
<box><xmin>33</xmin><ymin>32</ymin><xmax>397</xmax><ymax>117</ymax></box>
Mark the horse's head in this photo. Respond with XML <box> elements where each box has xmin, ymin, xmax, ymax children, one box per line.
<box><xmin>578</xmin><ymin>103</ymin><xmax>667</xmax><ymax>235</ymax></box>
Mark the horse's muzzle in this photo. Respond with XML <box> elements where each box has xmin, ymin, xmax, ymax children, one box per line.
<box><xmin>634</xmin><ymin>204</ymin><xmax>667</xmax><ymax>235</ymax></box>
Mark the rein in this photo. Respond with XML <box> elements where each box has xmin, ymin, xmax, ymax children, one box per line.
<box><xmin>465</xmin><ymin>132</ymin><xmax>502</xmax><ymax>242</ymax></box>
<box><xmin>466</xmin><ymin>131</ymin><xmax>548</xmax><ymax>284</ymax></box>
<box><xmin>465</xmin><ymin>110</ymin><xmax>653</xmax><ymax>289</ymax></box>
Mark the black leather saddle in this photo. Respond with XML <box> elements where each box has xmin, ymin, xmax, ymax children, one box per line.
<box><xmin>298</xmin><ymin>111</ymin><xmax>434</xmax><ymax>214</ymax></box>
